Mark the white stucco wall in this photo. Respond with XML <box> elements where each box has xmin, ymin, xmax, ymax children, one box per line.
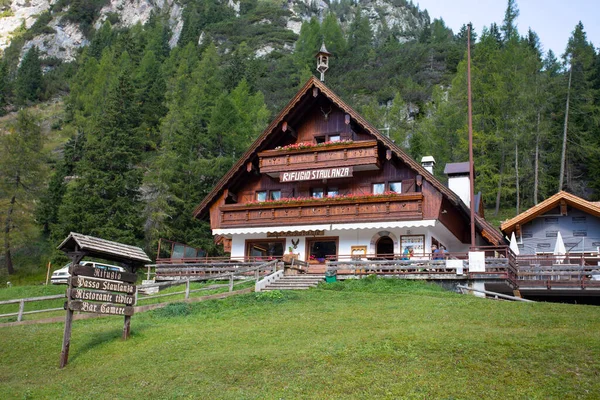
<box><xmin>226</xmin><ymin>221</ymin><xmax>471</xmax><ymax>259</ymax></box>
<box><xmin>448</xmin><ymin>175</ymin><xmax>471</xmax><ymax>208</ymax></box>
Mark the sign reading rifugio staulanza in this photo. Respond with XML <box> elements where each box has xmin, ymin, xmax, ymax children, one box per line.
<box><xmin>280</xmin><ymin>167</ymin><xmax>353</xmax><ymax>182</ymax></box>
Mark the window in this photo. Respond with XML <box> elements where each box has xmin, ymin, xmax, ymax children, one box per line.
<box><xmin>327</xmin><ymin>187</ymin><xmax>338</xmax><ymax>197</ymax></box>
<box><xmin>307</xmin><ymin>237</ymin><xmax>338</xmax><ymax>263</ymax></box>
<box><xmin>389</xmin><ymin>182</ymin><xmax>402</xmax><ymax>193</ymax></box>
<box><xmin>329</xmin><ymin>134</ymin><xmax>341</xmax><ymax>142</ymax></box>
<box><xmin>270</xmin><ymin>190</ymin><xmax>281</xmax><ymax>201</ymax></box>
<box><xmin>312</xmin><ymin>188</ymin><xmax>324</xmax><ymax>198</ymax></box>
<box><xmin>256</xmin><ymin>191</ymin><xmax>267</xmax><ymax>202</ymax></box>
<box><xmin>315</xmin><ymin>136</ymin><xmax>326</xmax><ymax>144</ymax></box>
<box><xmin>246</xmin><ymin>240</ymin><xmax>284</xmax><ymax>260</ymax></box>
<box><xmin>373</xmin><ymin>183</ymin><xmax>385</xmax><ymax>194</ymax></box>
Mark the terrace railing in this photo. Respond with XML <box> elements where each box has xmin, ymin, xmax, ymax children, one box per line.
<box><xmin>324</xmin><ymin>246</ymin><xmax>518</xmax><ymax>285</ymax></box>
<box><xmin>145</xmin><ymin>257</ymin><xmax>282</xmax><ymax>281</ymax></box>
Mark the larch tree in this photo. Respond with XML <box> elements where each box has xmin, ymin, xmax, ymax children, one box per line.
<box><xmin>0</xmin><ymin>111</ymin><xmax>46</xmax><ymax>274</ymax></box>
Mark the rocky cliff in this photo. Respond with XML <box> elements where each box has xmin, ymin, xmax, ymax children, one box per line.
<box><xmin>0</xmin><ymin>0</ymin><xmax>428</xmax><ymax>61</ymax></box>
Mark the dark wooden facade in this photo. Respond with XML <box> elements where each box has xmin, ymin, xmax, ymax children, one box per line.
<box><xmin>195</xmin><ymin>77</ymin><xmax>504</xmax><ymax>250</ymax></box>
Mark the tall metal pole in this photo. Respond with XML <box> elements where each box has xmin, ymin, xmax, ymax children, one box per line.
<box><xmin>467</xmin><ymin>23</ymin><xmax>476</xmax><ymax>248</ymax></box>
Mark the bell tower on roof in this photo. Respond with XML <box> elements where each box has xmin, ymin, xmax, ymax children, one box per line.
<box><xmin>315</xmin><ymin>42</ymin><xmax>331</xmax><ymax>82</ymax></box>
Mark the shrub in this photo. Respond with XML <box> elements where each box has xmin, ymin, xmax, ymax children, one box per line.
<box><xmin>153</xmin><ymin>302</ymin><xmax>193</xmax><ymax>318</ymax></box>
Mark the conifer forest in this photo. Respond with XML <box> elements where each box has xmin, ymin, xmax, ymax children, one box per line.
<box><xmin>0</xmin><ymin>0</ymin><xmax>599</xmax><ymax>275</ymax></box>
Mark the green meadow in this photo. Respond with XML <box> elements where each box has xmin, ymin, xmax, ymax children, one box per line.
<box><xmin>1</xmin><ymin>278</ymin><xmax>599</xmax><ymax>399</ymax></box>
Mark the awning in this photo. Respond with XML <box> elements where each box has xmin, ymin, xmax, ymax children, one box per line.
<box><xmin>331</xmin><ymin>220</ymin><xmax>436</xmax><ymax>230</ymax></box>
<box><xmin>213</xmin><ymin>220</ymin><xmax>436</xmax><ymax>236</ymax></box>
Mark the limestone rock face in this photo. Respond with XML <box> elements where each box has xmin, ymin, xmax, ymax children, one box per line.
<box><xmin>1</xmin><ymin>0</ymin><xmax>427</xmax><ymax>61</ymax></box>
<box><xmin>21</xmin><ymin>19</ymin><xmax>88</xmax><ymax>63</ymax></box>
<box><xmin>0</xmin><ymin>0</ymin><xmax>53</xmax><ymax>50</ymax></box>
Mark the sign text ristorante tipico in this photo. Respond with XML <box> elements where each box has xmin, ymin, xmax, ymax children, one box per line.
<box><xmin>280</xmin><ymin>167</ymin><xmax>352</xmax><ymax>182</ymax></box>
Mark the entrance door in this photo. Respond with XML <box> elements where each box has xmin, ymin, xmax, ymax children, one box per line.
<box><xmin>376</xmin><ymin>236</ymin><xmax>394</xmax><ymax>259</ymax></box>
<box><xmin>306</xmin><ymin>237</ymin><xmax>338</xmax><ymax>273</ymax></box>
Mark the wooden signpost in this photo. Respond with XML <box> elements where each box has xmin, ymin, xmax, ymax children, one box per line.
<box><xmin>57</xmin><ymin>233</ymin><xmax>150</xmax><ymax>369</ymax></box>
<box><xmin>60</xmin><ymin>263</ymin><xmax>137</xmax><ymax>368</ymax></box>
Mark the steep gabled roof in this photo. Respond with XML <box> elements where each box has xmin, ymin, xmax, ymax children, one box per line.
<box><xmin>500</xmin><ymin>191</ymin><xmax>600</xmax><ymax>235</ymax></box>
<box><xmin>193</xmin><ymin>76</ymin><xmax>504</xmax><ymax>245</ymax></box>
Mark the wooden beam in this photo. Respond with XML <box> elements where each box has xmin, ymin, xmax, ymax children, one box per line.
<box><xmin>560</xmin><ymin>199</ymin><xmax>568</xmax><ymax>215</ymax></box>
<box><xmin>313</xmin><ymin>87</ymin><xmax>319</xmax><ymax>97</ymax></box>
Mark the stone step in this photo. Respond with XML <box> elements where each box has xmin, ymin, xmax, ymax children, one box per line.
<box><xmin>265</xmin><ymin>284</ymin><xmax>317</xmax><ymax>288</ymax></box>
<box><xmin>260</xmin><ymin>275</ymin><xmax>325</xmax><ymax>291</ymax></box>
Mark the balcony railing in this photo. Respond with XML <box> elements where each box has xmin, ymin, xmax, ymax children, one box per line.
<box><xmin>258</xmin><ymin>140</ymin><xmax>380</xmax><ymax>175</ymax></box>
<box><xmin>516</xmin><ymin>254</ymin><xmax>600</xmax><ymax>289</ymax></box>
<box><xmin>219</xmin><ymin>193</ymin><xmax>423</xmax><ymax>228</ymax></box>
<box><xmin>325</xmin><ymin>246</ymin><xmax>518</xmax><ymax>285</ymax></box>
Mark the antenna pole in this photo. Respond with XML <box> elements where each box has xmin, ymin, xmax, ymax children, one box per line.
<box><xmin>467</xmin><ymin>23</ymin><xmax>476</xmax><ymax>248</ymax></box>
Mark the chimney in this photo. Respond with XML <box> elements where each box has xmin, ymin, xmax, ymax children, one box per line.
<box><xmin>421</xmin><ymin>156</ymin><xmax>435</xmax><ymax>175</ymax></box>
<box><xmin>444</xmin><ymin>162</ymin><xmax>471</xmax><ymax>207</ymax></box>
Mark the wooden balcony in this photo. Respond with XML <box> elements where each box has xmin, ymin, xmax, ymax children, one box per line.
<box><xmin>258</xmin><ymin>140</ymin><xmax>380</xmax><ymax>176</ymax></box>
<box><xmin>218</xmin><ymin>193</ymin><xmax>423</xmax><ymax>228</ymax></box>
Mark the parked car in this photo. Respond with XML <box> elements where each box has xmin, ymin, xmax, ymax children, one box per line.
<box><xmin>50</xmin><ymin>261</ymin><xmax>126</xmax><ymax>285</ymax></box>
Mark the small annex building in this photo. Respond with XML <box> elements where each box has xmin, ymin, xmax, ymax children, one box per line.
<box><xmin>501</xmin><ymin>191</ymin><xmax>600</xmax><ymax>256</ymax></box>
<box><xmin>193</xmin><ymin>76</ymin><xmax>504</xmax><ymax>272</ymax></box>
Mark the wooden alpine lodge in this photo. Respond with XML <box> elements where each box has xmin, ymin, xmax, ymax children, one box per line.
<box><xmin>147</xmin><ymin>50</ymin><xmax>600</xmax><ymax>302</ymax></box>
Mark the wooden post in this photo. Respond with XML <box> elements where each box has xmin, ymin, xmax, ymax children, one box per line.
<box><xmin>229</xmin><ymin>274</ymin><xmax>233</xmax><ymax>292</ymax></box>
<box><xmin>45</xmin><ymin>261</ymin><xmax>52</xmax><ymax>286</ymax></box>
<box><xmin>122</xmin><ymin>315</ymin><xmax>131</xmax><ymax>340</ymax></box>
<box><xmin>147</xmin><ymin>265</ymin><xmax>150</xmax><ymax>281</ymax></box>
<box><xmin>255</xmin><ymin>269</ymin><xmax>259</xmax><ymax>282</ymax></box>
<box><xmin>60</xmin><ymin>307</ymin><xmax>74</xmax><ymax>368</ymax></box>
<box><xmin>17</xmin><ymin>299</ymin><xmax>25</xmax><ymax>322</ymax></box>
<box><xmin>185</xmin><ymin>280</ymin><xmax>190</xmax><ymax>299</ymax></box>
<box><xmin>60</xmin><ymin>250</ymin><xmax>84</xmax><ymax>368</ymax></box>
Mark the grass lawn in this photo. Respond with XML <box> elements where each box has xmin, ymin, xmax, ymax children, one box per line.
<box><xmin>0</xmin><ymin>280</ymin><xmax>255</xmax><ymax>323</ymax></box>
<box><xmin>1</xmin><ymin>278</ymin><xmax>599</xmax><ymax>399</ymax></box>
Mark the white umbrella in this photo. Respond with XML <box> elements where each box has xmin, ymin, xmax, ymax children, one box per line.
<box><xmin>553</xmin><ymin>231</ymin><xmax>566</xmax><ymax>264</ymax></box>
<box><xmin>509</xmin><ymin>232</ymin><xmax>520</xmax><ymax>256</ymax></box>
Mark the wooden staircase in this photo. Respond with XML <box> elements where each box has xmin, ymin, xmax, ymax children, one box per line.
<box><xmin>262</xmin><ymin>275</ymin><xmax>325</xmax><ymax>291</ymax></box>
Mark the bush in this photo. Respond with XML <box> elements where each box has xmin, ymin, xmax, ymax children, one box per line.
<box><xmin>255</xmin><ymin>290</ymin><xmax>284</xmax><ymax>301</ymax></box>
<box><xmin>152</xmin><ymin>302</ymin><xmax>193</xmax><ymax>318</ymax></box>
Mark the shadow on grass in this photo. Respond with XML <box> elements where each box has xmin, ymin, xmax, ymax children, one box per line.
<box><xmin>69</xmin><ymin>321</ymin><xmax>150</xmax><ymax>362</ymax></box>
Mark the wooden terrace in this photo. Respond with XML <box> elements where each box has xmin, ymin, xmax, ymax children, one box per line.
<box><xmin>218</xmin><ymin>193</ymin><xmax>423</xmax><ymax>228</ymax></box>
<box><xmin>257</xmin><ymin>140</ymin><xmax>380</xmax><ymax>175</ymax></box>
<box><xmin>149</xmin><ymin>240</ymin><xmax>600</xmax><ymax>299</ymax></box>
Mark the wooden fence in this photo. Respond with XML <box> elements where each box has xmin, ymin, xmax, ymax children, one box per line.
<box><xmin>0</xmin><ymin>294</ymin><xmax>65</xmax><ymax>322</ymax></box>
<box><xmin>0</xmin><ymin>260</ymin><xmax>282</xmax><ymax>323</ymax></box>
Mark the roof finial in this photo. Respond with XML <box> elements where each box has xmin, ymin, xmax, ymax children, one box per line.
<box><xmin>316</xmin><ymin>41</ymin><xmax>331</xmax><ymax>82</ymax></box>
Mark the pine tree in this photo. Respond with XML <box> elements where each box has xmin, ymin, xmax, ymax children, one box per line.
<box><xmin>15</xmin><ymin>46</ymin><xmax>43</xmax><ymax>105</ymax></box>
<box><xmin>561</xmin><ymin>22</ymin><xmax>600</xmax><ymax>195</ymax></box>
<box><xmin>36</xmin><ymin>131</ymin><xmax>86</xmax><ymax>235</ymax></box>
<box><xmin>0</xmin><ymin>111</ymin><xmax>46</xmax><ymax>274</ymax></box>
<box><xmin>56</xmin><ymin>53</ymin><xmax>144</xmax><ymax>244</ymax></box>
<box><xmin>135</xmin><ymin>50</ymin><xmax>167</xmax><ymax>149</ymax></box>
<box><xmin>501</xmin><ymin>0</ymin><xmax>520</xmax><ymax>43</ymax></box>
<box><xmin>0</xmin><ymin>60</ymin><xmax>8</xmax><ymax>114</ymax></box>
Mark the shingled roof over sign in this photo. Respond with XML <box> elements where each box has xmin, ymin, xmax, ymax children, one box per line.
<box><xmin>193</xmin><ymin>76</ymin><xmax>505</xmax><ymax>245</ymax></box>
<box><xmin>58</xmin><ymin>232</ymin><xmax>151</xmax><ymax>265</ymax></box>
